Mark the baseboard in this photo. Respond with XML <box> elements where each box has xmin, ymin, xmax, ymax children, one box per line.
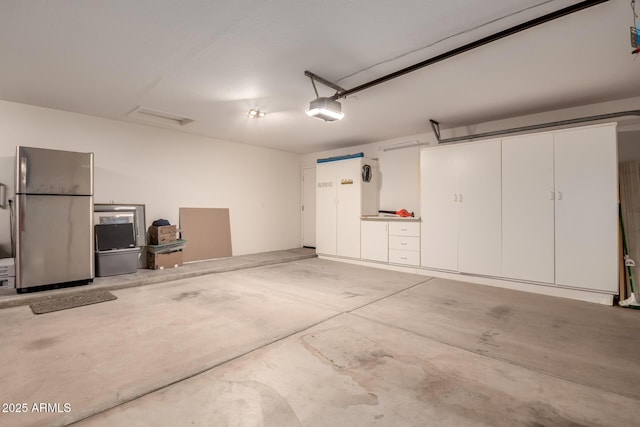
<box><xmin>318</xmin><ymin>255</ymin><xmax>614</xmax><ymax>305</ymax></box>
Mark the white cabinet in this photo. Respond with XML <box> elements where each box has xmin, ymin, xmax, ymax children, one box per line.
<box><xmin>421</xmin><ymin>139</ymin><xmax>502</xmax><ymax>276</ymax></box>
<box><xmin>501</xmin><ymin>123</ymin><xmax>618</xmax><ymax>292</ymax></box>
<box><xmin>502</xmin><ymin>133</ymin><xmax>555</xmax><ymax>283</ymax></box>
<box><xmin>334</xmin><ymin>159</ymin><xmax>362</xmax><ymax>258</ymax></box>
<box><xmin>361</xmin><ymin>220</ymin><xmax>420</xmax><ymax>265</ymax></box>
<box><xmin>316</xmin><ymin>157</ymin><xmax>379</xmax><ymax>258</ymax></box>
<box><xmin>553</xmin><ymin>124</ymin><xmax>618</xmax><ymax>291</ymax></box>
<box><xmin>316</xmin><ymin>162</ymin><xmax>338</xmax><ymax>256</ymax></box>
<box><xmin>457</xmin><ymin>141</ymin><xmax>502</xmax><ymax>276</ymax></box>
<box><xmin>389</xmin><ymin>222</ymin><xmax>420</xmax><ymax>266</ymax></box>
<box><xmin>420</xmin><ymin>146</ymin><xmax>458</xmax><ymax>271</ymax></box>
<box><xmin>361</xmin><ymin>221</ymin><xmax>388</xmax><ymax>262</ymax></box>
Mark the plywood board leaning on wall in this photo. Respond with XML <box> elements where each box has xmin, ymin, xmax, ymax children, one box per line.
<box><xmin>619</xmin><ymin>162</ymin><xmax>640</xmax><ymax>298</ymax></box>
<box><xmin>179</xmin><ymin>208</ymin><xmax>232</xmax><ymax>262</ymax></box>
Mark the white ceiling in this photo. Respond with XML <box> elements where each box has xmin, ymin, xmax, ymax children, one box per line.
<box><xmin>0</xmin><ymin>0</ymin><xmax>638</xmax><ymax>154</ymax></box>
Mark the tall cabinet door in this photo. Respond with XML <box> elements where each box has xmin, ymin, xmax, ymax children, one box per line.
<box><xmin>421</xmin><ymin>146</ymin><xmax>459</xmax><ymax>271</ymax></box>
<box><xmin>335</xmin><ymin>159</ymin><xmax>362</xmax><ymax>258</ymax></box>
<box><xmin>302</xmin><ymin>167</ymin><xmax>316</xmax><ymax>248</ymax></box>
<box><xmin>554</xmin><ymin>124</ymin><xmax>618</xmax><ymax>291</ymax></box>
<box><xmin>315</xmin><ymin>162</ymin><xmax>337</xmax><ymax>256</ymax></box>
<box><xmin>457</xmin><ymin>139</ymin><xmax>502</xmax><ymax>276</ymax></box>
<box><xmin>336</xmin><ymin>165</ymin><xmax>361</xmax><ymax>258</ymax></box>
<box><xmin>502</xmin><ymin>133</ymin><xmax>555</xmax><ymax>283</ymax></box>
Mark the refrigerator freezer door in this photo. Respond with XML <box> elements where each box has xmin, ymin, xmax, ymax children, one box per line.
<box><xmin>16</xmin><ymin>195</ymin><xmax>94</xmax><ymax>288</ymax></box>
<box><xmin>16</xmin><ymin>146</ymin><xmax>93</xmax><ymax>195</ymax></box>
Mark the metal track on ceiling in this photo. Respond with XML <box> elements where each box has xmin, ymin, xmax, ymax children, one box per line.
<box><xmin>323</xmin><ymin>0</ymin><xmax>609</xmax><ymax>100</ymax></box>
<box><xmin>429</xmin><ymin>110</ymin><xmax>640</xmax><ymax>144</ymax></box>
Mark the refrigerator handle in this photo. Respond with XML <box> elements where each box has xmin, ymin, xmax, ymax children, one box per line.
<box><xmin>19</xmin><ymin>155</ymin><xmax>27</xmax><ymax>191</ymax></box>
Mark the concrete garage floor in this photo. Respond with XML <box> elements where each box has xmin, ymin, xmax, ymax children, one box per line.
<box><xmin>0</xmin><ymin>248</ymin><xmax>317</xmax><ymax>309</ymax></box>
<box><xmin>0</xmin><ymin>258</ymin><xmax>639</xmax><ymax>426</ymax></box>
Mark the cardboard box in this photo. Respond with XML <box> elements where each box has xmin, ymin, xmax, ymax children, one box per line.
<box><xmin>147</xmin><ymin>250</ymin><xmax>183</xmax><ymax>270</ymax></box>
<box><xmin>148</xmin><ymin>225</ymin><xmax>178</xmax><ymax>245</ymax></box>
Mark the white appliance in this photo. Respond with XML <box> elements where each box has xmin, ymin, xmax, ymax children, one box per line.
<box><xmin>316</xmin><ymin>154</ymin><xmax>379</xmax><ymax>258</ymax></box>
<box><xmin>0</xmin><ymin>258</ymin><xmax>15</xmax><ymax>288</ymax></box>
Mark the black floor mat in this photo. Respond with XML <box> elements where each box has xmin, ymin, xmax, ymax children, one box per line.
<box><xmin>30</xmin><ymin>291</ymin><xmax>117</xmax><ymax>314</ymax></box>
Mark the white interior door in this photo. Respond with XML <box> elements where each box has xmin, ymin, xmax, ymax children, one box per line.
<box><xmin>554</xmin><ymin>124</ymin><xmax>618</xmax><ymax>291</ymax></box>
<box><xmin>457</xmin><ymin>139</ymin><xmax>502</xmax><ymax>277</ymax></box>
<box><xmin>302</xmin><ymin>167</ymin><xmax>316</xmax><ymax>248</ymax></box>
<box><xmin>502</xmin><ymin>133</ymin><xmax>555</xmax><ymax>283</ymax></box>
<box><xmin>315</xmin><ymin>162</ymin><xmax>336</xmax><ymax>256</ymax></box>
<box><xmin>421</xmin><ymin>147</ymin><xmax>459</xmax><ymax>271</ymax></box>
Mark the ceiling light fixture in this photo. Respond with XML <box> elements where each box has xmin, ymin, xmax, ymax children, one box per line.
<box><xmin>306</xmin><ymin>97</ymin><xmax>344</xmax><ymax>122</ymax></box>
<box><xmin>247</xmin><ymin>108</ymin><xmax>266</xmax><ymax>118</ymax></box>
<box><xmin>380</xmin><ymin>140</ymin><xmax>420</xmax><ymax>152</ymax></box>
<box><xmin>304</xmin><ymin>71</ymin><xmax>345</xmax><ymax>122</ymax></box>
<box><xmin>127</xmin><ymin>106</ymin><xmax>194</xmax><ymax>126</ymax></box>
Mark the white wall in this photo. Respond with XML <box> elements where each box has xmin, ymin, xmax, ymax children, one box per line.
<box><xmin>0</xmin><ymin>100</ymin><xmax>301</xmax><ymax>258</ymax></box>
<box><xmin>301</xmin><ymin>137</ymin><xmax>422</xmax><ymax>216</ymax></box>
<box><xmin>302</xmin><ymin>96</ymin><xmax>640</xmax><ymax>221</ymax></box>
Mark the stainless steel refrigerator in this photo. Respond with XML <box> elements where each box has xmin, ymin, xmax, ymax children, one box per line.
<box><xmin>15</xmin><ymin>146</ymin><xmax>94</xmax><ymax>291</ymax></box>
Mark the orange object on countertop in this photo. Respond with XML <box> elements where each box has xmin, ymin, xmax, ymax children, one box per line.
<box><xmin>379</xmin><ymin>209</ymin><xmax>414</xmax><ymax>217</ymax></box>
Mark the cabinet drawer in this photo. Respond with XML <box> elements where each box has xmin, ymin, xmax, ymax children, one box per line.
<box><xmin>389</xmin><ymin>235</ymin><xmax>420</xmax><ymax>251</ymax></box>
<box><xmin>389</xmin><ymin>222</ymin><xmax>420</xmax><ymax>237</ymax></box>
<box><xmin>389</xmin><ymin>249</ymin><xmax>420</xmax><ymax>266</ymax></box>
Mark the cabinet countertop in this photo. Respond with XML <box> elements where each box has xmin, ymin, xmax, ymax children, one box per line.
<box><xmin>361</xmin><ymin>215</ymin><xmax>421</xmax><ymax>222</ymax></box>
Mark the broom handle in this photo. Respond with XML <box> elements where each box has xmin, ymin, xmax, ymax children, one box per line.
<box><xmin>619</xmin><ymin>203</ymin><xmax>636</xmax><ymax>294</ymax></box>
